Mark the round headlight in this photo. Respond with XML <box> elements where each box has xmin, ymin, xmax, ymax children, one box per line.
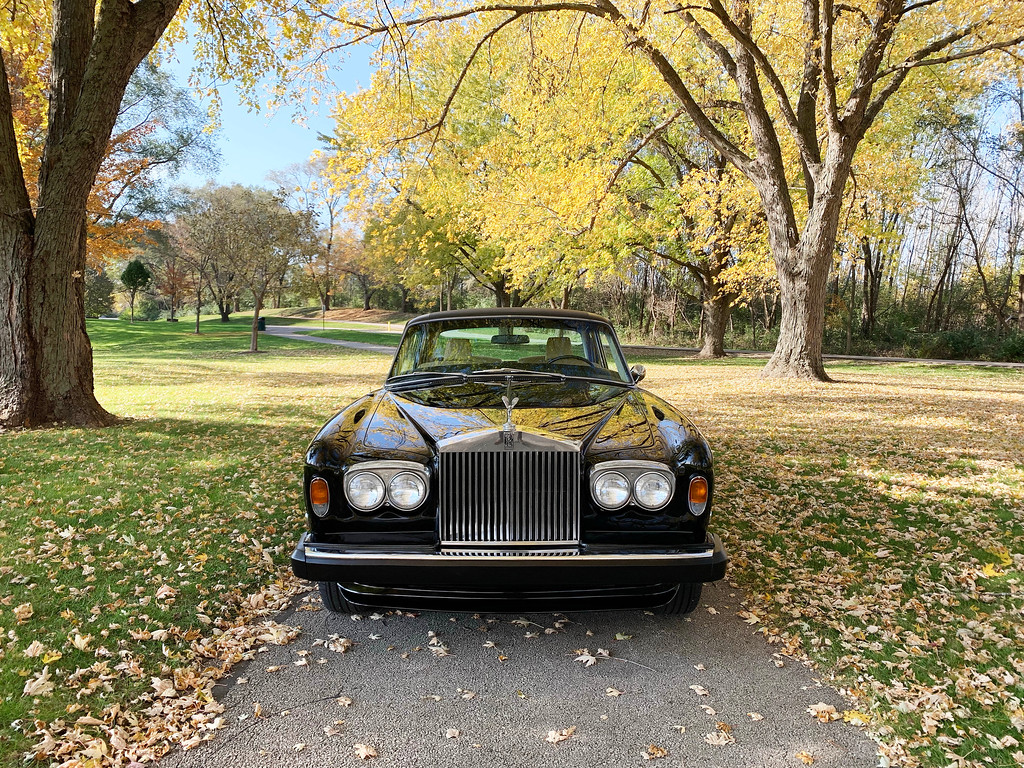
<box><xmin>389</xmin><ymin>472</ymin><xmax>427</xmax><ymax>511</ymax></box>
<box><xmin>345</xmin><ymin>472</ymin><xmax>386</xmax><ymax>511</ymax></box>
<box><xmin>593</xmin><ymin>471</ymin><xmax>630</xmax><ymax>510</ymax></box>
<box><xmin>634</xmin><ymin>472</ymin><xmax>672</xmax><ymax>510</ymax></box>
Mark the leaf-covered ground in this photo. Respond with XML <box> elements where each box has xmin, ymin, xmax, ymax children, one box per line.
<box><xmin>0</xmin><ymin>321</ymin><xmax>1020</xmax><ymax>768</ymax></box>
<box><xmin>643</xmin><ymin>356</ymin><xmax>1024</xmax><ymax>768</ymax></box>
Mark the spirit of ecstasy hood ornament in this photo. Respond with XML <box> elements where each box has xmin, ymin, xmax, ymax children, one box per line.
<box><xmin>501</xmin><ymin>376</ymin><xmax>518</xmax><ymax>432</ymax></box>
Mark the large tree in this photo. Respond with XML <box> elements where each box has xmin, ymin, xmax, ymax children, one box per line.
<box><xmin>0</xmin><ymin>0</ymin><xmax>183</xmax><ymax>426</ymax></box>
<box><xmin>0</xmin><ymin>0</ymin><xmax>309</xmax><ymax>428</ymax></box>
<box><xmin>340</xmin><ymin>0</ymin><xmax>1024</xmax><ymax>380</ymax></box>
<box><xmin>270</xmin><ymin>156</ymin><xmax>345</xmax><ymax>310</ymax></box>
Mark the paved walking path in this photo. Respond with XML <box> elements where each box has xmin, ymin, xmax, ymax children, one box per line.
<box><xmin>160</xmin><ymin>586</ymin><xmax>879</xmax><ymax>768</ymax></box>
<box><xmin>266</xmin><ymin>323</ymin><xmax>1024</xmax><ymax>369</ymax></box>
<box><xmin>264</xmin><ymin>325</ymin><xmax>400</xmax><ymax>354</ymax></box>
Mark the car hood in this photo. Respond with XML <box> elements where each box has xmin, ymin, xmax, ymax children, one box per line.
<box><xmin>309</xmin><ymin>382</ymin><xmax>709</xmax><ymax>470</ymax></box>
<box><xmin>360</xmin><ymin>381</ymin><xmax>664</xmax><ymax>457</ymax></box>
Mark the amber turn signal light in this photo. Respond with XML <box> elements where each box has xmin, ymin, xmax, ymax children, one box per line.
<box><xmin>310</xmin><ymin>477</ymin><xmax>330</xmax><ymax>517</ymax></box>
<box><xmin>688</xmin><ymin>476</ymin><xmax>708</xmax><ymax>516</ymax></box>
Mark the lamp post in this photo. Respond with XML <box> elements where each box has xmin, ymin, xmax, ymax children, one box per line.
<box><xmin>323</xmin><ymin>290</ymin><xmax>333</xmax><ymax>331</ymax></box>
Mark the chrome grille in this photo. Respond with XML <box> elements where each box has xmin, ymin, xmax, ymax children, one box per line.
<box><xmin>439</xmin><ymin>449</ymin><xmax>580</xmax><ymax>547</ymax></box>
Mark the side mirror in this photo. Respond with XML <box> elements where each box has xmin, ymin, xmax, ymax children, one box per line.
<box><xmin>630</xmin><ymin>364</ymin><xmax>646</xmax><ymax>383</ymax></box>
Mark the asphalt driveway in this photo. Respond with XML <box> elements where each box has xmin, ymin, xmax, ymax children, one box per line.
<box><xmin>161</xmin><ymin>584</ymin><xmax>878</xmax><ymax>767</ymax></box>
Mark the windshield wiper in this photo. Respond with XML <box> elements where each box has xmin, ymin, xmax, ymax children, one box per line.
<box><xmin>385</xmin><ymin>371</ymin><xmax>470</xmax><ymax>390</ymax></box>
<box><xmin>469</xmin><ymin>368</ymin><xmax>566</xmax><ymax>381</ymax></box>
<box><xmin>471</xmin><ymin>368</ymin><xmax>633</xmax><ymax>388</ymax></box>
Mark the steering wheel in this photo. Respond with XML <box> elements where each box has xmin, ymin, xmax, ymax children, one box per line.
<box><xmin>548</xmin><ymin>355</ymin><xmax>596</xmax><ymax>367</ymax></box>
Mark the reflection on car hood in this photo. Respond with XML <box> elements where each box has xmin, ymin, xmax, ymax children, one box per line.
<box><xmin>358</xmin><ymin>381</ymin><xmax>657</xmax><ymax>458</ymax></box>
<box><xmin>308</xmin><ymin>381</ymin><xmax>710</xmax><ymax>470</ymax></box>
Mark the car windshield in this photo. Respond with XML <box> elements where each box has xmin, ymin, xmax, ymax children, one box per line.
<box><xmin>388</xmin><ymin>316</ymin><xmax>632</xmax><ymax>384</ymax></box>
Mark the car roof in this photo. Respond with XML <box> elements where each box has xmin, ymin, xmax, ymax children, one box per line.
<box><xmin>407</xmin><ymin>307</ymin><xmax>613</xmax><ymax>326</ymax></box>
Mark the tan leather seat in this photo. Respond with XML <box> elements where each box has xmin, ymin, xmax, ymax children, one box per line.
<box><xmin>442</xmin><ymin>338</ymin><xmax>472</xmax><ymax>362</ymax></box>
<box><xmin>546</xmin><ymin>336</ymin><xmax>573</xmax><ymax>359</ymax></box>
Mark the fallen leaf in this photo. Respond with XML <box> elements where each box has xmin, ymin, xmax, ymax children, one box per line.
<box><xmin>704</xmin><ymin>731</ymin><xmax>736</xmax><ymax>745</ymax></box>
<box><xmin>24</xmin><ymin>640</ymin><xmax>45</xmax><ymax>658</ymax></box>
<box><xmin>747</xmin><ymin>712</ymin><xmax>764</xmax><ymax>721</ymax></box>
<box><xmin>796</xmin><ymin>750</ymin><xmax>815</xmax><ymax>765</ymax></box>
<box><xmin>606</xmin><ymin>687</ymin><xmax>624</xmax><ymax>697</ymax></box>
<box><xmin>446</xmin><ymin>728</ymin><xmax>460</xmax><ymax>739</ymax></box>
<box><xmin>689</xmin><ymin>684</ymin><xmax>710</xmax><ymax>696</ymax></box>
<box><xmin>353</xmin><ymin>743</ymin><xmax>377</xmax><ymax>759</ymax></box>
<box><xmin>980</xmin><ymin>562</ymin><xmax>1001</xmax><ymax>578</ymax></box>
<box><xmin>807</xmin><ymin>703</ymin><xmax>840</xmax><ymax>723</ymax></box>
<box><xmin>337</xmin><ymin>696</ymin><xmax>353</xmax><ymax>707</ymax></box>
<box><xmin>642</xmin><ymin>744</ymin><xmax>668</xmax><ymax>760</ymax></box>
<box><xmin>545</xmin><ymin>726</ymin><xmax>576</xmax><ymax>744</ymax></box>
<box><xmin>23</xmin><ymin>666</ymin><xmax>54</xmax><ymax>697</ymax></box>
<box><xmin>842</xmin><ymin>710</ymin><xmax>870</xmax><ymax>726</ymax></box>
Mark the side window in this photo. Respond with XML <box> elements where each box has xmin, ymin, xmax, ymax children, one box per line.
<box><xmin>393</xmin><ymin>326</ymin><xmax>424</xmax><ymax>375</ymax></box>
<box><xmin>596</xmin><ymin>329</ymin><xmax>630</xmax><ymax>380</ymax></box>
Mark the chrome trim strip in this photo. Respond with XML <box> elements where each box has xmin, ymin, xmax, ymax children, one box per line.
<box><xmin>303</xmin><ymin>547</ymin><xmax>715</xmax><ymax>563</ymax></box>
<box><xmin>440</xmin><ymin>540</ymin><xmax>579</xmax><ymax>547</ymax></box>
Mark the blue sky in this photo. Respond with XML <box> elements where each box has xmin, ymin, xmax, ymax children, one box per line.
<box><xmin>167</xmin><ymin>49</ymin><xmax>374</xmax><ymax>189</ymax></box>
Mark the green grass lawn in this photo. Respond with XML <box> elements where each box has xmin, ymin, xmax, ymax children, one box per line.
<box><xmin>1</xmin><ymin>320</ymin><xmax>1021</xmax><ymax>768</ymax></box>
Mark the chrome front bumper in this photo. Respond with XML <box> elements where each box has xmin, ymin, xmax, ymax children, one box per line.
<box><xmin>290</xmin><ymin>532</ymin><xmax>728</xmax><ymax>588</ymax></box>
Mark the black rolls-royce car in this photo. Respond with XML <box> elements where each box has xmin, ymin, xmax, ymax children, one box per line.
<box><xmin>291</xmin><ymin>308</ymin><xmax>727</xmax><ymax>614</ymax></box>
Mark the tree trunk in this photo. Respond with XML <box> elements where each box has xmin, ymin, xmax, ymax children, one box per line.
<box><xmin>194</xmin><ymin>284</ymin><xmax>202</xmax><ymax>334</ymax></box>
<box><xmin>249</xmin><ymin>293</ymin><xmax>263</xmax><ymax>353</ymax></box>
<box><xmin>762</xmin><ymin>256</ymin><xmax>831</xmax><ymax>379</ymax></box>
<box><xmin>1019</xmin><ymin>274</ymin><xmax>1024</xmax><ymax>333</ymax></box>
<box><xmin>759</xmin><ymin>144</ymin><xmax>853</xmax><ymax>381</ymax></box>
<box><xmin>859</xmin><ymin>236</ymin><xmax>883</xmax><ymax>338</ymax></box>
<box><xmin>697</xmin><ymin>290</ymin><xmax>733</xmax><ymax>358</ymax></box>
<box><xmin>1</xmin><ymin>211</ymin><xmax>115</xmax><ymax>427</ymax></box>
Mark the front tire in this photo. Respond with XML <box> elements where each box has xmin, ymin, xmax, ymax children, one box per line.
<box><xmin>658</xmin><ymin>582</ymin><xmax>703</xmax><ymax>615</ymax></box>
<box><xmin>318</xmin><ymin>581</ymin><xmax>356</xmax><ymax>613</ymax></box>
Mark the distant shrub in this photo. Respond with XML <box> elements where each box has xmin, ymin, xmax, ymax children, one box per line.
<box><xmin>994</xmin><ymin>333</ymin><xmax>1024</xmax><ymax>362</ymax></box>
<box><xmin>119</xmin><ymin>297</ymin><xmax>162</xmax><ymax>322</ymax></box>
